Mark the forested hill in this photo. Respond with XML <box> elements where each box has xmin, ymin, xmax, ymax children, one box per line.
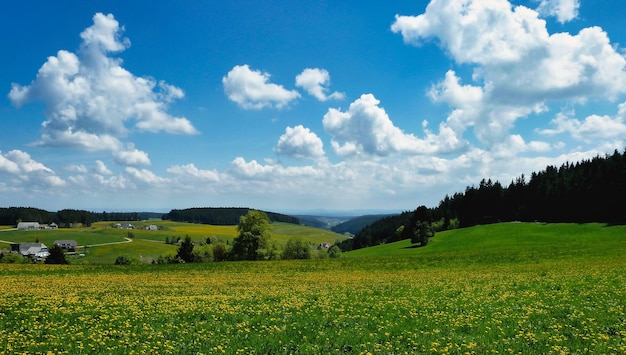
<box><xmin>339</xmin><ymin>148</ymin><xmax>626</xmax><ymax>252</ymax></box>
<box><xmin>162</xmin><ymin>207</ymin><xmax>300</xmax><ymax>225</ymax></box>
<box><xmin>331</xmin><ymin>214</ymin><xmax>394</xmax><ymax>235</ymax></box>
<box><xmin>437</xmin><ymin>149</ymin><xmax>626</xmax><ymax>226</ymax></box>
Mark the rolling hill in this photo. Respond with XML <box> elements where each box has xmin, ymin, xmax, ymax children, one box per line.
<box><xmin>344</xmin><ymin>222</ymin><xmax>626</xmax><ymax>265</ymax></box>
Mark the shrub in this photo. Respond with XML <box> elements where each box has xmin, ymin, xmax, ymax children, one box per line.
<box><xmin>0</xmin><ymin>253</ymin><xmax>29</xmax><ymax>264</ymax></box>
<box><xmin>282</xmin><ymin>238</ymin><xmax>311</xmax><ymax>260</ymax></box>
<box><xmin>114</xmin><ymin>256</ymin><xmax>131</xmax><ymax>265</ymax></box>
<box><xmin>328</xmin><ymin>245</ymin><xmax>342</xmax><ymax>259</ymax></box>
<box><xmin>212</xmin><ymin>244</ymin><xmax>228</xmax><ymax>262</ymax></box>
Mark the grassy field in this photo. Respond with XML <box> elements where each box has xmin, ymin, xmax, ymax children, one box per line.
<box><xmin>345</xmin><ymin>222</ymin><xmax>626</xmax><ymax>263</ymax></box>
<box><xmin>0</xmin><ymin>222</ymin><xmax>624</xmax><ymax>354</ymax></box>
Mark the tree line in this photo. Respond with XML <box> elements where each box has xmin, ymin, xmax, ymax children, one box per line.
<box><xmin>437</xmin><ymin>149</ymin><xmax>626</xmax><ymax>226</ymax></box>
<box><xmin>162</xmin><ymin>207</ymin><xmax>300</xmax><ymax>225</ymax></box>
<box><xmin>0</xmin><ymin>207</ymin><xmax>141</xmax><ymax>227</ymax></box>
<box><xmin>339</xmin><ymin>148</ymin><xmax>626</xmax><ymax>252</ymax></box>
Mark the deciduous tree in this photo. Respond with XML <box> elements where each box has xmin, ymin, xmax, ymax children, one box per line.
<box><xmin>230</xmin><ymin>210</ymin><xmax>271</xmax><ymax>260</ymax></box>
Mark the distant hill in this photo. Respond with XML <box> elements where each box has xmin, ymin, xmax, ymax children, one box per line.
<box><xmin>295</xmin><ymin>215</ymin><xmax>352</xmax><ymax>230</ymax></box>
<box><xmin>162</xmin><ymin>207</ymin><xmax>300</xmax><ymax>225</ymax></box>
<box><xmin>331</xmin><ymin>214</ymin><xmax>394</xmax><ymax>235</ymax></box>
<box><xmin>138</xmin><ymin>212</ymin><xmax>165</xmax><ymax>220</ymax></box>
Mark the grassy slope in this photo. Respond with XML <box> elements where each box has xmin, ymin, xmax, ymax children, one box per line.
<box><xmin>345</xmin><ymin>222</ymin><xmax>626</xmax><ymax>264</ymax></box>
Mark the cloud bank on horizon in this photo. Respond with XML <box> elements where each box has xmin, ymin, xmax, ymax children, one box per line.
<box><xmin>2</xmin><ymin>0</ymin><xmax>625</xmax><ymax>212</ymax></box>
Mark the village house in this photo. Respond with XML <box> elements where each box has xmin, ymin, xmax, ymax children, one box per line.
<box><xmin>11</xmin><ymin>242</ymin><xmax>50</xmax><ymax>260</ymax></box>
<box><xmin>17</xmin><ymin>222</ymin><xmax>40</xmax><ymax>230</ymax></box>
<box><xmin>54</xmin><ymin>240</ymin><xmax>77</xmax><ymax>252</ymax></box>
<box><xmin>146</xmin><ymin>224</ymin><xmax>158</xmax><ymax>231</ymax></box>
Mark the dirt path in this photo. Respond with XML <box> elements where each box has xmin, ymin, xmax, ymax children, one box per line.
<box><xmin>83</xmin><ymin>237</ymin><xmax>133</xmax><ymax>248</ymax></box>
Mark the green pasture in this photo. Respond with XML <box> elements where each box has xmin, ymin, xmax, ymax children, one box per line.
<box><xmin>345</xmin><ymin>222</ymin><xmax>626</xmax><ymax>264</ymax></box>
<box><xmin>69</xmin><ymin>239</ymin><xmax>177</xmax><ymax>265</ymax></box>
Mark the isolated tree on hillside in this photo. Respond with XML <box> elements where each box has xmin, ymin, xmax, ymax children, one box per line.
<box><xmin>403</xmin><ymin>205</ymin><xmax>435</xmax><ymax>247</ymax></box>
<box><xmin>176</xmin><ymin>235</ymin><xmax>195</xmax><ymax>262</ymax></box>
<box><xmin>230</xmin><ymin>210</ymin><xmax>270</xmax><ymax>261</ymax></box>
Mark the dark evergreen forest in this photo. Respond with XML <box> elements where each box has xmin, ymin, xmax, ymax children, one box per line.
<box><xmin>339</xmin><ymin>149</ymin><xmax>626</xmax><ymax>251</ymax></box>
<box><xmin>162</xmin><ymin>207</ymin><xmax>300</xmax><ymax>225</ymax></box>
<box><xmin>0</xmin><ymin>208</ymin><xmax>141</xmax><ymax>227</ymax></box>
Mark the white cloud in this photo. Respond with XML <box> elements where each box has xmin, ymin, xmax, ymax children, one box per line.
<box><xmin>0</xmin><ymin>153</ymin><xmax>21</xmax><ymax>175</ymax></box>
<box><xmin>274</xmin><ymin>125</ymin><xmax>325</xmax><ymax>160</ymax></box>
<box><xmin>94</xmin><ymin>160</ymin><xmax>112</xmax><ymax>175</ymax></box>
<box><xmin>539</xmin><ymin>105</ymin><xmax>626</xmax><ymax>143</ymax></box>
<box><xmin>8</xmin><ymin>12</ymin><xmax>198</xmax><ymax>160</ymax></box>
<box><xmin>322</xmin><ymin>94</ymin><xmax>465</xmax><ymax>157</ymax></box>
<box><xmin>392</xmin><ymin>1</ymin><xmax>548</xmax><ymax>66</ymax></box>
<box><xmin>113</xmin><ymin>147</ymin><xmax>151</xmax><ymax>166</ymax></box>
<box><xmin>428</xmin><ymin>70</ymin><xmax>484</xmax><ymax>133</ymax></box>
<box><xmin>295</xmin><ymin>68</ymin><xmax>344</xmax><ymax>101</ymax></box>
<box><xmin>222</xmin><ymin>65</ymin><xmax>300</xmax><ymax>109</ymax></box>
<box><xmin>125</xmin><ymin>167</ymin><xmax>168</xmax><ymax>185</ymax></box>
<box><xmin>537</xmin><ymin>0</ymin><xmax>580</xmax><ymax>24</ymax></box>
<box><xmin>34</xmin><ymin>130</ymin><xmax>123</xmax><ymax>152</ymax></box>
<box><xmin>65</xmin><ymin>164</ymin><xmax>89</xmax><ymax>174</ymax></box>
<box><xmin>228</xmin><ymin>157</ymin><xmax>276</xmax><ymax>180</ymax></box>
<box><xmin>0</xmin><ymin>150</ymin><xmax>66</xmax><ymax>188</ymax></box>
<box><xmin>391</xmin><ymin>0</ymin><xmax>626</xmax><ymax>147</ymax></box>
<box><xmin>166</xmin><ymin>163</ymin><xmax>220</xmax><ymax>182</ymax></box>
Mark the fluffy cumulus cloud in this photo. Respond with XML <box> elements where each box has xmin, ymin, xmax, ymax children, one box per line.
<box><xmin>113</xmin><ymin>146</ymin><xmax>151</xmax><ymax>166</ymax></box>
<box><xmin>94</xmin><ymin>160</ymin><xmax>112</xmax><ymax>175</ymax></box>
<box><xmin>323</xmin><ymin>94</ymin><xmax>464</xmax><ymax>157</ymax></box>
<box><xmin>222</xmin><ymin>65</ymin><xmax>300</xmax><ymax>109</ymax></box>
<box><xmin>391</xmin><ymin>0</ymin><xmax>626</xmax><ymax>147</ymax></box>
<box><xmin>0</xmin><ymin>150</ymin><xmax>65</xmax><ymax>188</ymax></box>
<box><xmin>537</xmin><ymin>0</ymin><xmax>580</xmax><ymax>23</ymax></box>
<box><xmin>166</xmin><ymin>163</ymin><xmax>220</xmax><ymax>183</ymax></box>
<box><xmin>274</xmin><ymin>125</ymin><xmax>325</xmax><ymax>160</ymax></box>
<box><xmin>295</xmin><ymin>68</ymin><xmax>345</xmax><ymax>101</ymax></box>
<box><xmin>125</xmin><ymin>167</ymin><xmax>168</xmax><ymax>185</ymax></box>
<box><xmin>8</xmin><ymin>13</ymin><xmax>198</xmax><ymax>164</ymax></box>
<box><xmin>539</xmin><ymin>102</ymin><xmax>626</xmax><ymax>143</ymax></box>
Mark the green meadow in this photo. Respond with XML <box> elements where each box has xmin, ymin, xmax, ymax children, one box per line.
<box><xmin>0</xmin><ymin>222</ymin><xmax>625</xmax><ymax>354</ymax></box>
<box><xmin>345</xmin><ymin>222</ymin><xmax>625</xmax><ymax>262</ymax></box>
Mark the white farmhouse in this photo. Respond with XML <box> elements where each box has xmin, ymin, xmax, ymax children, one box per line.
<box><xmin>17</xmin><ymin>222</ymin><xmax>40</xmax><ymax>230</ymax></box>
<box><xmin>11</xmin><ymin>242</ymin><xmax>50</xmax><ymax>260</ymax></box>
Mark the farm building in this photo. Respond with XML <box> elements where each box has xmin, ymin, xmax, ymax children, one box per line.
<box><xmin>54</xmin><ymin>240</ymin><xmax>77</xmax><ymax>252</ymax></box>
<box><xmin>17</xmin><ymin>222</ymin><xmax>40</xmax><ymax>230</ymax></box>
<box><xmin>146</xmin><ymin>224</ymin><xmax>158</xmax><ymax>231</ymax></box>
<box><xmin>11</xmin><ymin>242</ymin><xmax>50</xmax><ymax>260</ymax></box>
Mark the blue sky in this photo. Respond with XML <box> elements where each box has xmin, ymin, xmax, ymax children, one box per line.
<box><xmin>1</xmin><ymin>0</ymin><xmax>625</xmax><ymax>214</ymax></box>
